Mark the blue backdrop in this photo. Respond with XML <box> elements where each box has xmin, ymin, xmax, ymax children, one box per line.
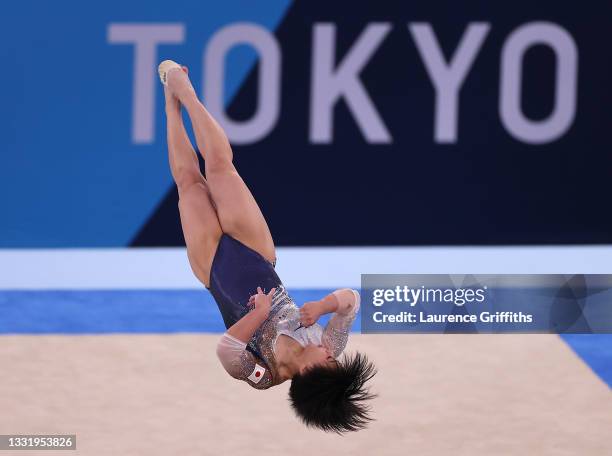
<box><xmin>2</xmin><ymin>1</ymin><xmax>612</xmax><ymax>247</ymax></box>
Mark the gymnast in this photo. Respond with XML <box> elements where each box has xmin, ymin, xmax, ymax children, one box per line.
<box><xmin>157</xmin><ymin>60</ymin><xmax>376</xmax><ymax>433</ymax></box>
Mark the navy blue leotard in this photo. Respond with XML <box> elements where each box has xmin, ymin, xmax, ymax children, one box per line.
<box><xmin>209</xmin><ymin>234</ymin><xmax>280</xmax><ymax>340</ymax></box>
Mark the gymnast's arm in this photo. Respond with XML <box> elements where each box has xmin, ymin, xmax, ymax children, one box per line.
<box><xmin>300</xmin><ymin>288</ymin><xmax>359</xmax><ymax>325</ymax></box>
<box><xmin>226</xmin><ymin>300</ymin><xmax>270</xmax><ymax>343</ymax></box>
<box><xmin>215</xmin><ymin>287</ymin><xmax>275</xmax><ymax>387</ymax></box>
<box><xmin>320</xmin><ymin>289</ymin><xmax>360</xmax><ymax>357</ymax></box>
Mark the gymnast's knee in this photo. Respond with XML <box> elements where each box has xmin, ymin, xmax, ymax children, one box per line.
<box><xmin>175</xmin><ymin>168</ymin><xmax>206</xmax><ymax>195</ymax></box>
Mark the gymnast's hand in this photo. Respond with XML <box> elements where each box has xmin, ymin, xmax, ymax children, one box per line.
<box><xmin>249</xmin><ymin>287</ymin><xmax>276</xmax><ymax>318</ymax></box>
<box><xmin>299</xmin><ymin>301</ymin><xmax>323</xmax><ymax>327</ymax></box>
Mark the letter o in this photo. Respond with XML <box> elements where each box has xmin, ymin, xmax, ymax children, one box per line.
<box><xmin>499</xmin><ymin>22</ymin><xmax>578</xmax><ymax>144</ymax></box>
<box><xmin>204</xmin><ymin>23</ymin><xmax>281</xmax><ymax>144</ymax></box>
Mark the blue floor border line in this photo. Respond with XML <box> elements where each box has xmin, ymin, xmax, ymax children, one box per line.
<box><xmin>0</xmin><ymin>290</ymin><xmax>610</xmax><ymax>388</ymax></box>
<box><xmin>560</xmin><ymin>335</ymin><xmax>612</xmax><ymax>389</ymax></box>
<box><xmin>0</xmin><ymin>289</ymin><xmax>341</xmax><ymax>334</ymax></box>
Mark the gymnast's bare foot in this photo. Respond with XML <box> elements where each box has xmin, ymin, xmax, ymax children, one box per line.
<box><xmin>163</xmin><ymin>66</ymin><xmax>188</xmax><ymax>114</ymax></box>
<box><xmin>166</xmin><ymin>64</ymin><xmax>196</xmax><ymax>105</ymax></box>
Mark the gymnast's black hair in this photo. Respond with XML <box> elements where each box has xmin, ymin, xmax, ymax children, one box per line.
<box><xmin>288</xmin><ymin>352</ymin><xmax>377</xmax><ymax>434</ymax></box>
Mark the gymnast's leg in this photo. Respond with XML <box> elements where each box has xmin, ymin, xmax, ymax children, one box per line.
<box><xmin>163</xmin><ymin>72</ymin><xmax>222</xmax><ymax>286</ymax></box>
<box><xmin>166</xmin><ymin>67</ymin><xmax>276</xmax><ymax>264</ymax></box>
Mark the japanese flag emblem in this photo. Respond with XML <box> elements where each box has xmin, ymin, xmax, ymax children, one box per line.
<box><xmin>248</xmin><ymin>363</ymin><xmax>266</xmax><ymax>384</ymax></box>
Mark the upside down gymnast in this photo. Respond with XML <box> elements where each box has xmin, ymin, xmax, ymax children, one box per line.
<box><xmin>157</xmin><ymin>60</ymin><xmax>376</xmax><ymax>433</ymax></box>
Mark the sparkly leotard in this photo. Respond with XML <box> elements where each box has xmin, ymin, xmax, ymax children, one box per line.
<box><xmin>210</xmin><ymin>234</ymin><xmax>359</xmax><ymax>390</ymax></box>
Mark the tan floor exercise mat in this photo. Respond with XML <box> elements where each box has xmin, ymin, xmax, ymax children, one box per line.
<box><xmin>1</xmin><ymin>334</ymin><xmax>610</xmax><ymax>456</ymax></box>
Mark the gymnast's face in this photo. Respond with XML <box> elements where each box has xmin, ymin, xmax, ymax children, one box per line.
<box><xmin>299</xmin><ymin>344</ymin><xmax>337</xmax><ymax>373</ymax></box>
